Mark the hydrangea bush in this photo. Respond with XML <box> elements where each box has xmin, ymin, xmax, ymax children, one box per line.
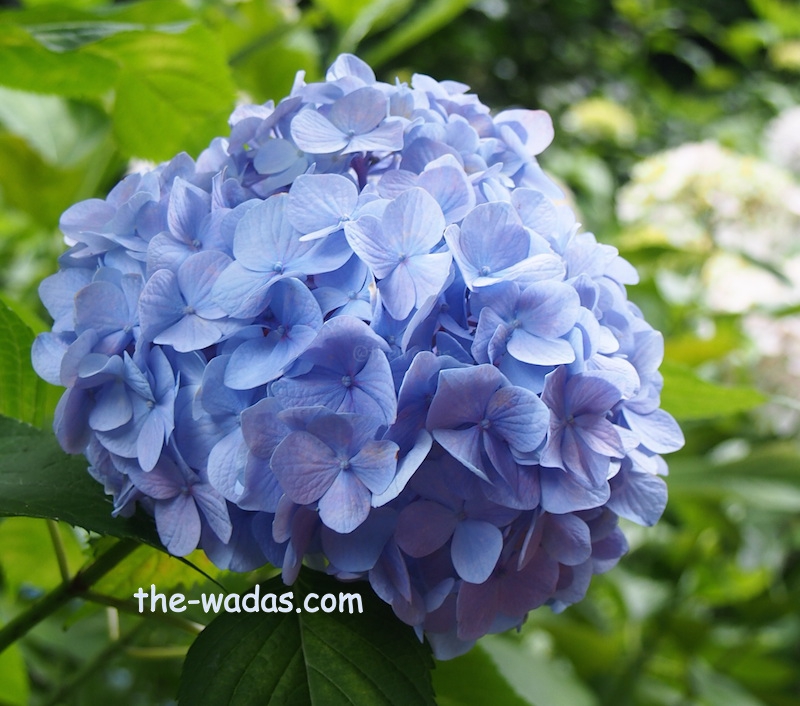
<box><xmin>32</xmin><ymin>54</ymin><xmax>683</xmax><ymax>658</ymax></box>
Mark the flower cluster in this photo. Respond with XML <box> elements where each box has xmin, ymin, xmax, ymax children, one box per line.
<box><xmin>33</xmin><ymin>54</ymin><xmax>683</xmax><ymax>658</ymax></box>
<box><xmin>617</xmin><ymin>140</ymin><xmax>800</xmax><ymax>313</ymax></box>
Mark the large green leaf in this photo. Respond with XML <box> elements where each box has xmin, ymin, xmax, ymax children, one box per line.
<box><xmin>0</xmin><ymin>24</ymin><xmax>119</xmax><ymax>97</ymax></box>
<box><xmin>95</xmin><ymin>24</ymin><xmax>236</xmax><ymax>159</ymax></box>
<box><xmin>480</xmin><ymin>635</ymin><xmax>598</xmax><ymax>706</ymax></box>
<box><xmin>0</xmin><ymin>299</ymin><xmax>61</xmax><ymax>427</ymax></box>
<box><xmin>0</xmin><ymin>87</ymin><xmax>109</xmax><ymax>167</ymax></box>
<box><xmin>178</xmin><ymin>567</ymin><xmax>436</xmax><ymax>706</ymax></box>
<box><xmin>0</xmin><ymin>415</ymin><xmax>160</xmax><ymax>546</ymax></box>
<box><xmin>660</xmin><ymin>361</ymin><xmax>766</xmax><ymax>420</ymax></box>
<box><xmin>433</xmin><ymin>643</ymin><xmax>532</xmax><ymax>706</ymax></box>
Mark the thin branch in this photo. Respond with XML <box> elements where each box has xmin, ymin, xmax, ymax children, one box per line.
<box><xmin>46</xmin><ymin>520</ymin><xmax>71</xmax><ymax>583</ymax></box>
<box><xmin>0</xmin><ymin>538</ymin><xmax>139</xmax><ymax>654</ymax></box>
<box><xmin>125</xmin><ymin>645</ymin><xmax>189</xmax><ymax>659</ymax></box>
<box><xmin>81</xmin><ymin>590</ymin><xmax>204</xmax><ymax>635</ymax></box>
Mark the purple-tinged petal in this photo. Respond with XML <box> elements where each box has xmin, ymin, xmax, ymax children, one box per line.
<box><xmin>349</xmin><ymin>439</ymin><xmax>398</xmax><ymax>494</ymax></box>
<box><xmin>607</xmin><ymin>469</ymin><xmax>667</xmax><ymax>526</ymax></box>
<box><xmin>396</xmin><ymin>499</ymin><xmax>458</xmax><ymax>559</ymax></box>
<box><xmin>291</xmin><ymin>109</ymin><xmax>348</xmax><ymax>153</ymax></box>
<box><xmin>541</xmin><ymin>513</ymin><xmax>591</xmax><ymax>566</ymax></box>
<box><xmin>318</xmin><ymin>470</ymin><xmax>371</xmax><ymax>533</ymax></box>
<box><xmin>155</xmin><ymin>494</ymin><xmax>201</xmax><ymax>556</ymax></box>
<box><xmin>271</xmin><ymin>430</ymin><xmax>340</xmax><ymax>504</ymax></box>
<box><xmin>191</xmin><ymin>482</ymin><xmax>233</xmax><ymax>543</ymax></box>
<box><xmin>451</xmin><ymin>520</ymin><xmax>503</xmax><ymax>584</ymax></box>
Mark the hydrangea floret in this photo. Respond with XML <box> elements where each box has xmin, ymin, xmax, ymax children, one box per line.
<box><xmin>33</xmin><ymin>54</ymin><xmax>684</xmax><ymax>658</ymax></box>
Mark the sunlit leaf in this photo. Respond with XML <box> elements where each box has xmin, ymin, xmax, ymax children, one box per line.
<box><xmin>660</xmin><ymin>361</ymin><xmax>766</xmax><ymax>420</ymax></box>
<box><xmin>0</xmin><ymin>87</ymin><xmax>109</xmax><ymax>167</ymax></box>
<box><xmin>481</xmin><ymin>635</ymin><xmax>598</xmax><ymax>706</ymax></box>
<box><xmin>0</xmin><ymin>299</ymin><xmax>61</xmax><ymax>427</ymax></box>
<box><xmin>95</xmin><ymin>25</ymin><xmax>235</xmax><ymax>159</ymax></box>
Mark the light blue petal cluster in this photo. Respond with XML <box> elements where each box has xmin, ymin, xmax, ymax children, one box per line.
<box><xmin>33</xmin><ymin>54</ymin><xmax>683</xmax><ymax>659</ymax></box>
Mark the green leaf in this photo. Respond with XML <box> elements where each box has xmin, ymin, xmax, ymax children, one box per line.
<box><xmin>668</xmin><ymin>444</ymin><xmax>800</xmax><ymax>511</ymax></box>
<box><xmin>433</xmin><ymin>643</ymin><xmax>533</xmax><ymax>706</ymax></box>
<box><xmin>0</xmin><ymin>134</ymin><xmax>93</xmax><ymax>227</ymax></box>
<box><xmin>0</xmin><ymin>641</ymin><xmax>29</xmax><ymax>706</ymax></box>
<box><xmin>660</xmin><ymin>361</ymin><xmax>766</xmax><ymax>420</ymax></box>
<box><xmin>178</xmin><ymin>567</ymin><xmax>435</xmax><ymax>706</ymax></box>
<box><xmin>95</xmin><ymin>25</ymin><xmax>236</xmax><ymax>159</ymax></box>
<box><xmin>0</xmin><ymin>299</ymin><xmax>61</xmax><ymax>426</ymax></box>
<box><xmin>0</xmin><ymin>415</ymin><xmax>160</xmax><ymax>546</ymax></box>
<box><xmin>0</xmin><ymin>25</ymin><xmax>118</xmax><ymax>97</ymax></box>
<box><xmin>0</xmin><ymin>517</ymin><xmax>86</xmax><ymax>594</ymax></box>
<box><xmin>0</xmin><ymin>87</ymin><xmax>109</xmax><ymax>167</ymax></box>
<box><xmin>480</xmin><ymin>635</ymin><xmax>598</xmax><ymax>706</ymax></box>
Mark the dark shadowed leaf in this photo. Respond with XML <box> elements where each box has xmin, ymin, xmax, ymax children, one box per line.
<box><xmin>178</xmin><ymin>567</ymin><xmax>436</xmax><ymax>706</ymax></box>
<box><xmin>0</xmin><ymin>415</ymin><xmax>160</xmax><ymax>546</ymax></box>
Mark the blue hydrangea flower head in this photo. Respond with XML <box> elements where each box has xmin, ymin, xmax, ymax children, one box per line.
<box><xmin>33</xmin><ymin>52</ymin><xmax>684</xmax><ymax>659</ymax></box>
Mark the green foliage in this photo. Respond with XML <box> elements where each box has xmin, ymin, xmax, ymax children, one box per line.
<box><xmin>1</xmin><ymin>1</ymin><xmax>800</xmax><ymax>704</ymax></box>
<box><xmin>0</xmin><ymin>415</ymin><xmax>160</xmax><ymax>546</ymax></box>
<box><xmin>0</xmin><ymin>641</ymin><xmax>29</xmax><ymax>706</ymax></box>
<box><xmin>178</xmin><ymin>567</ymin><xmax>436</xmax><ymax>706</ymax></box>
<box><xmin>660</xmin><ymin>360</ymin><xmax>767</xmax><ymax>420</ymax></box>
<box><xmin>0</xmin><ymin>300</ymin><xmax>61</xmax><ymax>427</ymax></box>
<box><xmin>0</xmin><ymin>518</ymin><xmax>85</xmax><ymax>595</ymax></box>
<box><xmin>433</xmin><ymin>644</ymin><xmax>533</xmax><ymax>706</ymax></box>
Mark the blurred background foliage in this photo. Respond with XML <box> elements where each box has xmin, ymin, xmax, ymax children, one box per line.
<box><xmin>1</xmin><ymin>0</ymin><xmax>799</xmax><ymax>704</ymax></box>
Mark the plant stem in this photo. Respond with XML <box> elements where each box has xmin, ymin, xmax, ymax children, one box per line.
<box><xmin>0</xmin><ymin>538</ymin><xmax>139</xmax><ymax>654</ymax></box>
<box><xmin>81</xmin><ymin>590</ymin><xmax>204</xmax><ymax>635</ymax></box>
<box><xmin>46</xmin><ymin>519</ymin><xmax>71</xmax><ymax>583</ymax></box>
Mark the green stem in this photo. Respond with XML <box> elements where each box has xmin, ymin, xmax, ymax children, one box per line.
<box><xmin>81</xmin><ymin>590</ymin><xmax>204</xmax><ymax>635</ymax></box>
<box><xmin>46</xmin><ymin>519</ymin><xmax>71</xmax><ymax>583</ymax></box>
<box><xmin>0</xmin><ymin>538</ymin><xmax>139</xmax><ymax>654</ymax></box>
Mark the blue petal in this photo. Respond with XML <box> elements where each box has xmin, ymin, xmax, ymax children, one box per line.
<box><xmin>192</xmin><ymin>482</ymin><xmax>233</xmax><ymax>543</ymax></box>
<box><xmin>207</xmin><ymin>429</ymin><xmax>248</xmax><ymax>502</ymax></box>
<box><xmin>541</xmin><ymin>513</ymin><xmax>591</xmax><ymax>566</ymax></box>
<box><xmin>506</xmin><ymin>330</ymin><xmax>576</xmax><ymax>366</ymax></box>
<box><xmin>177</xmin><ymin>251</ymin><xmax>231</xmax><ymax>318</ymax></box>
<box><xmin>271</xmin><ymin>430</ymin><xmax>340</xmax><ymax>504</ymax></box>
<box><xmin>318</xmin><ymin>470</ymin><xmax>371</xmax><ymax>533</ymax></box>
<box><xmin>321</xmin><ymin>507</ymin><xmax>396</xmax><ymax>573</ymax></box>
<box><xmin>433</xmin><ymin>427</ymin><xmax>488</xmax><ymax>481</ymax></box>
<box><xmin>607</xmin><ymin>468</ymin><xmax>667</xmax><ymax>526</ymax></box>
<box><xmin>291</xmin><ymin>109</ymin><xmax>347</xmax><ymax>153</ymax></box>
<box><xmin>155</xmin><ymin>493</ymin><xmax>201</xmax><ymax>556</ymax></box>
<box><xmin>329</xmin><ymin>87</ymin><xmax>386</xmax><ymax>134</ymax></box>
<box><xmin>349</xmin><ymin>439</ymin><xmax>398</xmax><ymax>494</ymax></box>
<box><xmin>288</xmin><ymin>173</ymin><xmax>358</xmax><ymax>236</ymax></box>
<box><xmin>451</xmin><ymin>520</ymin><xmax>503</xmax><ymax>583</ymax></box>
<box><xmin>427</xmin><ymin>365</ymin><xmax>505</xmax><ymax>429</ymax></box>
<box><xmin>487</xmin><ymin>385</ymin><xmax>549</xmax><ymax>452</ymax></box>
<box><xmin>540</xmin><ymin>466</ymin><xmax>610</xmax><ymax>514</ymax></box>
<box><xmin>167</xmin><ymin>177</ymin><xmax>210</xmax><ymax>244</ymax></box>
